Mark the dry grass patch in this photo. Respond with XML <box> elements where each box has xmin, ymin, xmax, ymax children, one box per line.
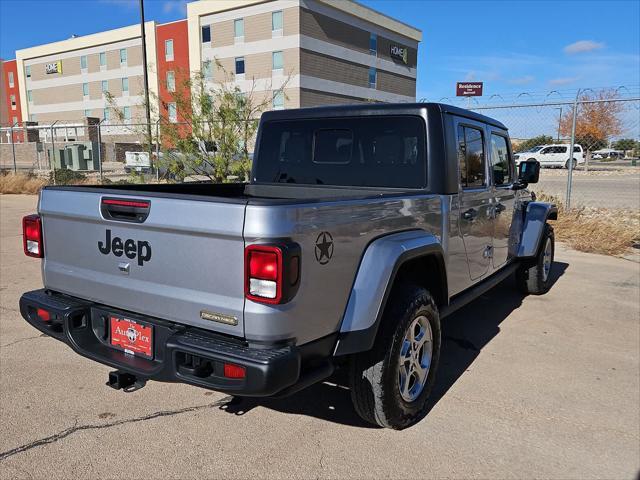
<box><xmin>537</xmin><ymin>193</ymin><xmax>639</xmax><ymax>256</ymax></box>
<box><xmin>0</xmin><ymin>172</ymin><xmax>48</xmax><ymax>194</ymax></box>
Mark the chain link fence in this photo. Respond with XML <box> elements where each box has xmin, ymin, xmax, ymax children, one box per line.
<box><xmin>1</xmin><ymin>87</ymin><xmax>639</xmax><ymax>211</ymax></box>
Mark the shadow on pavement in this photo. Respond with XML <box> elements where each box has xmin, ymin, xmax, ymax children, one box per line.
<box><xmin>220</xmin><ymin>262</ymin><xmax>569</xmax><ymax>428</ymax></box>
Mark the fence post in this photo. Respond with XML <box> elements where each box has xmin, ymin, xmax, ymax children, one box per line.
<box><xmin>155</xmin><ymin>118</ymin><xmax>160</xmax><ymax>182</ymax></box>
<box><xmin>50</xmin><ymin>120</ymin><xmax>59</xmax><ymax>185</ymax></box>
<box><xmin>97</xmin><ymin>119</ymin><xmax>104</xmax><ymax>182</ymax></box>
<box><xmin>565</xmin><ymin>90</ymin><xmax>580</xmax><ymax>210</ymax></box>
<box><xmin>10</xmin><ymin>122</ymin><xmax>17</xmax><ymax>173</ymax></box>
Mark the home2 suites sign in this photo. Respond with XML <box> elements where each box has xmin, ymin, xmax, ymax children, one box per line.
<box><xmin>390</xmin><ymin>45</ymin><xmax>409</xmax><ymax>65</ymax></box>
<box><xmin>45</xmin><ymin>60</ymin><xmax>63</xmax><ymax>75</ymax></box>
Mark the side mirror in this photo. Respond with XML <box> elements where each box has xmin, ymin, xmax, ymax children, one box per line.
<box><xmin>515</xmin><ymin>160</ymin><xmax>540</xmax><ymax>188</ymax></box>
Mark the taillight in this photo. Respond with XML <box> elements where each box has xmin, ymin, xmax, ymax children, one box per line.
<box><xmin>245</xmin><ymin>245</ymin><xmax>283</xmax><ymax>304</ymax></box>
<box><xmin>23</xmin><ymin>214</ymin><xmax>43</xmax><ymax>258</ymax></box>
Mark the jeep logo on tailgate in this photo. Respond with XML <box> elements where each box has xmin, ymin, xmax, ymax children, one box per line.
<box><xmin>98</xmin><ymin>229</ymin><xmax>152</xmax><ymax>266</ymax></box>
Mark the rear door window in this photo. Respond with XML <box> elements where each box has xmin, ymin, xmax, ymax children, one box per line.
<box><xmin>255</xmin><ymin>116</ymin><xmax>426</xmax><ymax>188</ymax></box>
<box><xmin>457</xmin><ymin>125</ymin><xmax>486</xmax><ymax>188</ymax></box>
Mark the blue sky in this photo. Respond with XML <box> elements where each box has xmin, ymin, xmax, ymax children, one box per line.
<box><xmin>1</xmin><ymin>0</ymin><xmax>639</xmax><ymax>103</ymax></box>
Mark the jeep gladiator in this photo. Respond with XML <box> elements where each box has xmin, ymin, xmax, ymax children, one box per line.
<box><xmin>20</xmin><ymin>103</ymin><xmax>557</xmax><ymax>429</ymax></box>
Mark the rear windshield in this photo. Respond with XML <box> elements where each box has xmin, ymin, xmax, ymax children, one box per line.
<box><xmin>254</xmin><ymin>116</ymin><xmax>427</xmax><ymax>189</ymax></box>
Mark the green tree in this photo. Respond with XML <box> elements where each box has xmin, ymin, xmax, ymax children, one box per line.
<box><xmin>514</xmin><ymin>135</ymin><xmax>554</xmax><ymax>153</ymax></box>
<box><xmin>106</xmin><ymin>59</ymin><xmax>290</xmax><ymax>183</ymax></box>
<box><xmin>612</xmin><ymin>138</ymin><xmax>636</xmax><ymax>156</ymax></box>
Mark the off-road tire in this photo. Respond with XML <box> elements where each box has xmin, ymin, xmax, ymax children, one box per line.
<box><xmin>349</xmin><ymin>285</ymin><xmax>441</xmax><ymax>429</ymax></box>
<box><xmin>516</xmin><ymin>223</ymin><xmax>555</xmax><ymax>295</ymax></box>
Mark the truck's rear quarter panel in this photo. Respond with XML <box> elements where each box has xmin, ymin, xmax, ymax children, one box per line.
<box><xmin>243</xmin><ymin>194</ymin><xmax>442</xmax><ymax>345</ymax></box>
<box><xmin>39</xmin><ymin>188</ymin><xmax>247</xmax><ymax>337</ymax></box>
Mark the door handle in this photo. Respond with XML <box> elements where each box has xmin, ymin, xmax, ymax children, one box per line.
<box><xmin>462</xmin><ymin>208</ymin><xmax>478</xmax><ymax>221</ymax></box>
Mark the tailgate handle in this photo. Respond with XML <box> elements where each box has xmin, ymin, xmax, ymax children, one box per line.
<box><xmin>101</xmin><ymin>198</ymin><xmax>150</xmax><ymax>223</ymax></box>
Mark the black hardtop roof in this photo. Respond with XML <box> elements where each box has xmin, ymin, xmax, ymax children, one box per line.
<box><xmin>260</xmin><ymin>102</ymin><xmax>508</xmax><ymax>130</ymax></box>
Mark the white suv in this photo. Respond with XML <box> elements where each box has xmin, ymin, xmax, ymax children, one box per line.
<box><xmin>514</xmin><ymin>144</ymin><xmax>584</xmax><ymax>169</ymax></box>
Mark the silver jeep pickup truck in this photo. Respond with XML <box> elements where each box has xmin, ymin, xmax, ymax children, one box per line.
<box><xmin>20</xmin><ymin>103</ymin><xmax>557</xmax><ymax>429</ymax></box>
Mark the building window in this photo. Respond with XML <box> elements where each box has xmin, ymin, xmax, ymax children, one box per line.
<box><xmin>202</xmin><ymin>25</ymin><xmax>211</xmax><ymax>43</ymax></box>
<box><xmin>103</xmin><ymin>108</ymin><xmax>110</xmax><ymax>121</ymax></box>
<box><xmin>82</xmin><ymin>83</ymin><xmax>89</xmax><ymax>96</ymax></box>
<box><xmin>234</xmin><ymin>19</ymin><xmax>244</xmax><ymax>40</ymax></box>
<box><xmin>84</xmin><ymin>109</ymin><xmax>91</xmax><ymax>117</ymax></box>
<box><xmin>273</xmin><ymin>90</ymin><xmax>284</xmax><ymax>110</ymax></box>
<box><xmin>99</xmin><ymin>52</ymin><xmax>106</xmax><ymax>66</ymax></box>
<box><xmin>272</xmin><ymin>10</ymin><xmax>283</xmax><ymax>31</ymax></box>
<box><xmin>168</xmin><ymin>102</ymin><xmax>177</xmax><ymax>123</ymax></box>
<box><xmin>10</xmin><ymin>94</ymin><xmax>16</xmax><ymax>109</ymax></box>
<box><xmin>368</xmin><ymin>67</ymin><xmax>377</xmax><ymax>88</ymax></box>
<box><xmin>102</xmin><ymin>80</ymin><xmax>108</xmax><ymax>93</ymax></box>
<box><xmin>166</xmin><ymin>71</ymin><xmax>175</xmax><ymax>92</ymax></box>
<box><xmin>235</xmin><ymin>57</ymin><xmax>245</xmax><ymax>75</ymax></box>
<box><xmin>272</xmin><ymin>51</ymin><xmax>283</xmax><ymax>71</ymax></box>
<box><xmin>165</xmin><ymin>39</ymin><xmax>174</xmax><ymax>61</ymax></box>
<box><xmin>122</xmin><ymin>77</ymin><xmax>129</xmax><ymax>92</ymax></box>
<box><xmin>202</xmin><ymin>60</ymin><xmax>212</xmax><ymax>79</ymax></box>
<box><xmin>8</xmin><ymin>72</ymin><xmax>14</xmax><ymax>88</ymax></box>
<box><xmin>123</xmin><ymin>106</ymin><xmax>131</xmax><ymax>120</ymax></box>
<box><xmin>12</xmin><ymin>116</ymin><xmax>18</xmax><ymax>125</ymax></box>
<box><xmin>120</xmin><ymin>48</ymin><xmax>127</xmax><ymax>64</ymax></box>
<box><xmin>370</xmin><ymin>33</ymin><xmax>377</xmax><ymax>55</ymax></box>
<box><xmin>81</xmin><ymin>55</ymin><xmax>87</xmax><ymax>69</ymax></box>
<box><xmin>27</xmin><ymin>90</ymin><xmax>33</xmax><ymax>103</ymax></box>
<box><xmin>25</xmin><ymin>66</ymin><xmax>31</xmax><ymax>78</ymax></box>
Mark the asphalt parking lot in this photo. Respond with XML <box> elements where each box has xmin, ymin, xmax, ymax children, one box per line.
<box><xmin>1</xmin><ymin>194</ymin><xmax>639</xmax><ymax>479</ymax></box>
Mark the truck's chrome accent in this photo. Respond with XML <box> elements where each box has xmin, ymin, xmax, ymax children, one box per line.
<box><xmin>200</xmin><ymin>310</ymin><xmax>238</xmax><ymax>326</ymax></box>
<box><xmin>118</xmin><ymin>262</ymin><xmax>130</xmax><ymax>274</ymax></box>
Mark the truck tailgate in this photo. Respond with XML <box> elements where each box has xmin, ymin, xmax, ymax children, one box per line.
<box><xmin>39</xmin><ymin>188</ymin><xmax>247</xmax><ymax>337</ymax></box>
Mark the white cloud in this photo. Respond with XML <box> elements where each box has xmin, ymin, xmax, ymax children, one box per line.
<box><xmin>163</xmin><ymin>0</ymin><xmax>188</xmax><ymax>15</ymax></box>
<box><xmin>508</xmin><ymin>75</ymin><xmax>534</xmax><ymax>85</ymax></box>
<box><xmin>549</xmin><ymin>76</ymin><xmax>581</xmax><ymax>86</ymax></box>
<box><xmin>564</xmin><ymin>40</ymin><xmax>605</xmax><ymax>55</ymax></box>
<box><xmin>464</xmin><ymin>71</ymin><xmax>476</xmax><ymax>81</ymax></box>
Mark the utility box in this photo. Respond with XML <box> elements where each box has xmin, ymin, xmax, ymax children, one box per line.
<box><xmin>66</xmin><ymin>144</ymin><xmax>87</xmax><ymax>170</ymax></box>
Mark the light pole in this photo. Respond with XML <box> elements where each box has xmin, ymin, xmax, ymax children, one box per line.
<box><xmin>139</xmin><ymin>0</ymin><xmax>153</xmax><ymax>162</ymax></box>
<box><xmin>554</xmin><ymin>107</ymin><xmax>562</xmax><ymax>142</ymax></box>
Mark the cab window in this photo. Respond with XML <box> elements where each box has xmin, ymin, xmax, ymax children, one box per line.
<box><xmin>457</xmin><ymin>125</ymin><xmax>486</xmax><ymax>188</ymax></box>
<box><xmin>490</xmin><ymin>134</ymin><xmax>512</xmax><ymax>186</ymax></box>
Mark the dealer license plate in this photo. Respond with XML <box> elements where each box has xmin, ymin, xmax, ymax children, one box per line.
<box><xmin>110</xmin><ymin>316</ymin><xmax>153</xmax><ymax>359</ymax></box>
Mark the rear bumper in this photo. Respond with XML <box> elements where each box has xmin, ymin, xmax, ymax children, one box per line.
<box><xmin>19</xmin><ymin>289</ymin><xmax>329</xmax><ymax>397</ymax></box>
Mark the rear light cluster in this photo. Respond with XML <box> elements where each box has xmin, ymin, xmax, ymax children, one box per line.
<box><xmin>23</xmin><ymin>214</ymin><xmax>43</xmax><ymax>258</ymax></box>
<box><xmin>245</xmin><ymin>243</ymin><xmax>300</xmax><ymax>305</ymax></box>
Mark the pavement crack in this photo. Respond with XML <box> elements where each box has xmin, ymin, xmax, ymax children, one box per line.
<box><xmin>1</xmin><ymin>334</ymin><xmax>47</xmax><ymax>349</ymax></box>
<box><xmin>0</xmin><ymin>396</ymin><xmax>234</xmax><ymax>462</ymax></box>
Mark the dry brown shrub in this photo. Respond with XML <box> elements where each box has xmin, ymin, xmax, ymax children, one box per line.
<box><xmin>0</xmin><ymin>173</ymin><xmax>48</xmax><ymax>194</ymax></box>
<box><xmin>537</xmin><ymin>193</ymin><xmax>639</xmax><ymax>256</ymax></box>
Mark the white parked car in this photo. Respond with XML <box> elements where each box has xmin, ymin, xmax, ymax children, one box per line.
<box><xmin>124</xmin><ymin>151</ymin><xmax>151</xmax><ymax>173</ymax></box>
<box><xmin>514</xmin><ymin>144</ymin><xmax>584</xmax><ymax>169</ymax></box>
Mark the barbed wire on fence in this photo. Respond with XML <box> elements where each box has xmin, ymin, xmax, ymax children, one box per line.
<box><xmin>1</xmin><ymin>86</ymin><xmax>638</xmax><ymax>209</ymax></box>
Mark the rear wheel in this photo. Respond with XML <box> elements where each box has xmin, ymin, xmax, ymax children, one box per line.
<box><xmin>516</xmin><ymin>223</ymin><xmax>555</xmax><ymax>295</ymax></box>
<box><xmin>565</xmin><ymin>158</ymin><xmax>577</xmax><ymax>169</ymax></box>
<box><xmin>349</xmin><ymin>285</ymin><xmax>441</xmax><ymax>429</ymax></box>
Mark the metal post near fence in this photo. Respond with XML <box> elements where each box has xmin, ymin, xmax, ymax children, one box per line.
<box><xmin>10</xmin><ymin>122</ymin><xmax>18</xmax><ymax>173</ymax></box>
<box><xmin>565</xmin><ymin>90</ymin><xmax>581</xmax><ymax>210</ymax></box>
<box><xmin>97</xmin><ymin>119</ymin><xmax>105</xmax><ymax>182</ymax></box>
<box><xmin>50</xmin><ymin>120</ymin><xmax>59</xmax><ymax>185</ymax></box>
<box><xmin>155</xmin><ymin>118</ymin><xmax>160</xmax><ymax>182</ymax></box>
